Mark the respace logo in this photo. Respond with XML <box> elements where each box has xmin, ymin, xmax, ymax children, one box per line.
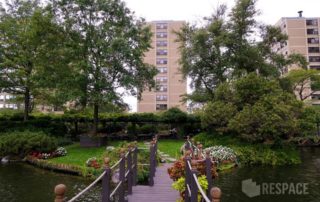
<box><xmin>242</xmin><ymin>179</ymin><xmax>309</xmax><ymax>198</ymax></box>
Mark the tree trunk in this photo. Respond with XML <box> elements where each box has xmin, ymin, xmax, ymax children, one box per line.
<box><xmin>24</xmin><ymin>88</ymin><xmax>30</xmax><ymax>122</ymax></box>
<box><xmin>92</xmin><ymin>103</ymin><xmax>99</xmax><ymax>135</ymax></box>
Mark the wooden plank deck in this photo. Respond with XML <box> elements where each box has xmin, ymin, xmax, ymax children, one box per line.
<box><xmin>128</xmin><ymin>163</ymin><xmax>179</xmax><ymax>202</ymax></box>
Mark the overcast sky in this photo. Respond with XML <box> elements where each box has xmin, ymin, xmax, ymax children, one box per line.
<box><xmin>122</xmin><ymin>0</ymin><xmax>320</xmax><ymax>112</ymax></box>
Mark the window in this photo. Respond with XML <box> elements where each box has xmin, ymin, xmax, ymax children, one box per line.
<box><xmin>309</xmin><ymin>56</ymin><xmax>320</xmax><ymax>62</ymax></box>
<box><xmin>156</xmin><ymin>41</ymin><xmax>167</xmax><ymax>47</ymax></box>
<box><xmin>309</xmin><ymin>47</ymin><xmax>320</xmax><ymax>53</ymax></box>
<box><xmin>310</xmin><ymin>65</ymin><xmax>320</xmax><ymax>70</ymax></box>
<box><xmin>307</xmin><ymin>38</ymin><xmax>319</xmax><ymax>44</ymax></box>
<box><xmin>156</xmin><ymin>76</ymin><xmax>168</xmax><ymax>83</ymax></box>
<box><xmin>156</xmin><ymin>58</ymin><xmax>168</xmax><ymax>65</ymax></box>
<box><xmin>156</xmin><ymin>95</ymin><xmax>167</xmax><ymax>101</ymax></box>
<box><xmin>0</xmin><ymin>95</ymin><xmax>4</xmax><ymax>101</ymax></box>
<box><xmin>307</xmin><ymin>29</ymin><xmax>319</xmax><ymax>35</ymax></box>
<box><xmin>156</xmin><ymin>85</ymin><xmax>167</xmax><ymax>92</ymax></box>
<box><xmin>157</xmin><ymin>67</ymin><xmax>167</xmax><ymax>73</ymax></box>
<box><xmin>156</xmin><ymin>32</ymin><xmax>167</xmax><ymax>38</ymax></box>
<box><xmin>306</xmin><ymin>19</ymin><xmax>318</xmax><ymax>26</ymax></box>
<box><xmin>156</xmin><ymin>23</ymin><xmax>168</xmax><ymax>29</ymax></box>
<box><xmin>156</xmin><ymin>104</ymin><xmax>167</xmax><ymax>110</ymax></box>
<box><xmin>156</xmin><ymin>49</ymin><xmax>168</xmax><ymax>56</ymax></box>
<box><xmin>0</xmin><ymin>104</ymin><xmax>3</xmax><ymax>108</ymax></box>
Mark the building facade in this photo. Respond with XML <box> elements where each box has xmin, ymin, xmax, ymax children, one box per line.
<box><xmin>0</xmin><ymin>93</ymin><xmax>18</xmax><ymax>109</ymax></box>
<box><xmin>137</xmin><ymin>21</ymin><xmax>187</xmax><ymax>112</ymax></box>
<box><xmin>274</xmin><ymin>16</ymin><xmax>320</xmax><ymax>73</ymax></box>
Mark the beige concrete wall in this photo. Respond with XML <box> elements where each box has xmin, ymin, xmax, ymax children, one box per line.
<box><xmin>138</xmin><ymin>21</ymin><xmax>187</xmax><ymax>112</ymax></box>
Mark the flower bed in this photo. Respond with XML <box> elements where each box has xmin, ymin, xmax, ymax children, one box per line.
<box><xmin>203</xmin><ymin>146</ymin><xmax>237</xmax><ymax>163</ymax></box>
<box><xmin>29</xmin><ymin>147</ymin><xmax>67</xmax><ymax>160</ymax></box>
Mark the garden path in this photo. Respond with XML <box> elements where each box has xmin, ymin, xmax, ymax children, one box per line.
<box><xmin>127</xmin><ymin>163</ymin><xmax>179</xmax><ymax>202</ymax></box>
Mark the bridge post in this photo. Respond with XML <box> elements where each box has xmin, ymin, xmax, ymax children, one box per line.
<box><xmin>54</xmin><ymin>184</ymin><xmax>66</xmax><ymax>202</ymax></box>
<box><xmin>210</xmin><ymin>187</ymin><xmax>222</xmax><ymax>202</ymax></box>
<box><xmin>190</xmin><ymin>170</ymin><xmax>198</xmax><ymax>202</ymax></box>
<box><xmin>119</xmin><ymin>150</ymin><xmax>126</xmax><ymax>202</ymax></box>
<box><xmin>102</xmin><ymin>158</ymin><xmax>111</xmax><ymax>202</ymax></box>
<box><xmin>149</xmin><ymin>140</ymin><xmax>155</xmax><ymax>186</ymax></box>
<box><xmin>184</xmin><ymin>155</ymin><xmax>191</xmax><ymax>202</ymax></box>
<box><xmin>205</xmin><ymin>150</ymin><xmax>213</xmax><ymax>200</ymax></box>
<box><xmin>133</xmin><ymin>145</ymin><xmax>138</xmax><ymax>186</ymax></box>
<box><xmin>127</xmin><ymin>148</ymin><xmax>133</xmax><ymax>194</ymax></box>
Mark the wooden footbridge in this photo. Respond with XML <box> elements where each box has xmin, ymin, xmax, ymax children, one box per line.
<box><xmin>54</xmin><ymin>137</ymin><xmax>222</xmax><ymax>202</ymax></box>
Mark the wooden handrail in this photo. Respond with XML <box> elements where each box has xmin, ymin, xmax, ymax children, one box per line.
<box><xmin>54</xmin><ymin>137</ymin><xmax>158</xmax><ymax>202</ymax></box>
<box><xmin>184</xmin><ymin>139</ymin><xmax>222</xmax><ymax>202</ymax></box>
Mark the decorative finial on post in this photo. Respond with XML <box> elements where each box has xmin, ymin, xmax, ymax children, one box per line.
<box><xmin>206</xmin><ymin>150</ymin><xmax>210</xmax><ymax>157</ymax></box>
<box><xmin>184</xmin><ymin>149</ymin><xmax>192</xmax><ymax>158</ymax></box>
<box><xmin>54</xmin><ymin>184</ymin><xmax>66</xmax><ymax>202</ymax></box>
<box><xmin>120</xmin><ymin>148</ymin><xmax>125</xmax><ymax>157</ymax></box>
<box><xmin>104</xmin><ymin>157</ymin><xmax>110</xmax><ymax>168</ymax></box>
<box><xmin>187</xmin><ymin>135</ymin><xmax>190</xmax><ymax>141</ymax></box>
<box><xmin>210</xmin><ymin>187</ymin><xmax>222</xmax><ymax>202</ymax></box>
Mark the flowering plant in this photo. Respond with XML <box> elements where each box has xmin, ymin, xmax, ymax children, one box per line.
<box><xmin>168</xmin><ymin>158</ymin><xmax>218</xmax><ymax>181</ymax></box>
<box><xmin>55</xmin><ymin>147</ymin><xmax>67</xmax><ymax>156</ymax></box>
<box><xmin>86</xmin><ymin>157</ymin><xmax>101</xmax><ymax>169</ymax></box>
<box><xmin>203</xmin><ymin>146</ymin><xmax>237</xmax><ymax>163</ymax></box>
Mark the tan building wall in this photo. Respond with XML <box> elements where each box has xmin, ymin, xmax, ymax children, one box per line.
<box><xmin>274</xmin><ymin>16</ymin><xmax>320</xmax><ymax>103</ymax></box>
<box><xmin>138</xmin><ymin>21</ymin><xmax>187</xmax><ymax>112</ymax></box>
<box><xmin>274</xmin><ymin>17</ymin><xmax>320</xmax><ymax>73</ymax></box>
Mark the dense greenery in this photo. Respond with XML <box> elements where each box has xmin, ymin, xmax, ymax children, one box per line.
<box><xmin>176</xmin><ymin>0</ymin><xmax>306</xmax><ymax>103</ymax></box>
<box><xmin>193</xmin><ymin>133</ymin><xmax>301</xmax><ymax>166</ymax></box>
<box><xmin>0</xmin><ymin>0</ymin><xmax>74</xmax><ymax>121</ymax></box>
<box><xmin>0</xmin><ymin>131</ymin><xmax>57</xmax><ymax>157</ymax></box>
<box><xmin>201</xmin><ymin>74</ymin><xmax>305</xmax><ymax>143</ymax></box>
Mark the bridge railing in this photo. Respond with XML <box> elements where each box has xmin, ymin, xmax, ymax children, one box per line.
<box><xmin>54</xmin><ymin>136</ymin><xmax>158</xmax><ymax>202</ymax></box>
<box><xmin>184</xmin><ymin>137</ymin><xmax>222</xmax><ymax>202</ymax></box>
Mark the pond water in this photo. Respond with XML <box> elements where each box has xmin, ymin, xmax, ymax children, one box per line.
<box><xmin>0</xmin><ymin>148</ymin><xmax>319</xmax><ymax>202</ymax></box>
<box><xmin>0</xmin><ymin>163</ymin><xmax>101</xmax><ymax>202</ymax></box>
<box><xmin>215</xmin><ymin>147</ymin><xmax>320</xmax><ymax>202</ymax></box>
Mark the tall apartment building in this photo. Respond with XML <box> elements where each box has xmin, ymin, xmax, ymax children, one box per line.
<box><xmin>137</xmin><ymin>21</ymin><xmax>187</xmax><ymax>112</ymax></box>
<box><xmin>274</xmin><ymin>14</ymin><xmax>320</xmax><ymax>73</ymax></box>
<box><xmin>0</xmin><ymin>93</ymin><xmax>18</xmax><ymax>109</ymax></box>
<box><xmin>274</xmin><ymin>14</ymin><xmax>320</xmax><ymax>103</ymax></box>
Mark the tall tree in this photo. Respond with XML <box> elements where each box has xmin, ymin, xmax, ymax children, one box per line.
<box><xmin>53</xmin><ymin>0</ymin><xmax>157</xmax><ymax>134</ymax></box>
<box><xmin>285</xmin><ymin>69</ymin><xmax>320</xmax><ymax>101</ymax></box>
<box><xmin>176</xmin><ymin>0</ymin><xmax>307</xmax><ymax>103</ymax></box>
<box><xmin>0</xmin><ymin>0</ymin><xmax>72</xmax><ymax>120</ymax></box>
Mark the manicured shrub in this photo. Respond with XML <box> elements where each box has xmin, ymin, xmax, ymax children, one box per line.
<box><xmin>0</xmin><ymin>131</ymin><xmax>58</xmax><ymax>157</ymax></box>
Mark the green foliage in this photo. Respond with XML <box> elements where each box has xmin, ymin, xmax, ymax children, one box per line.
<box><xmin>0</xmin><ymin>131</ymin><xmax>58</xmax><ymax>157</ymax></box>
<box><xmin>297</xmin><ymin>106</ymin><xmax>320</xmax><ymax>136</ymax></box>
<box><xmin>201</xmin><ymin>101</ymin><xmax>237</xmax><ymax>133</ymax></box>
<box><xmin>172</xmin><ymin>175</ymin><xmax>208</xmax><ymax>202</ymax></box>
<box><xmin>160</xmin><ymin>107</ymin><xmax>188</xmax><ymax>123</ymax></box>
<box><xmin>0</xmin><ymin>0</ymin><xmax>74</xmax><ymax>120</ymax></box>
<box><xmin>193</xmin><ymin>133</ymin><xmax>301</xmax><ymax>166</ymax></box>
<box><xmin>201</xmin><ymin>74</ymin><xmax>303</xmax><ymax>143</ymax></box>
<box><xmin>53</xmin><ymin>0</ymin><xmax>157</xmax><ymax>134</ymax></box>
<box><xmin>176</xmin><ymin>0</ymin><xmax>305</xmax><ymax>102</ymax></box>
<box><xmin>284</xmin><ymin>69</ymin><xmax>320</xmax><ymax>101</ymax></box>
<box><xmin>228</xmin><ymin>92</ymin><xmax>302</xmax><ymax>142</ymax></box>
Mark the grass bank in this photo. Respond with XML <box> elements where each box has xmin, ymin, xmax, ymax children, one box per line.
<box><xmin>193</xmin><ymin>133</ymin><xmax>301</xmax><ymax>166</ymax></box>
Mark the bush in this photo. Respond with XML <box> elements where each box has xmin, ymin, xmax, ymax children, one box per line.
<box><xmin>228</xmin><ymin>93</ymin><xmax>302</xmax><ymax>142</ymax></box>
<box><xmin>298</xmin><ymin>106</ymin><xmax>320</xmax><ymax>136</ymax></box>
<box><xmin>0</xmin><ymin>131</ymin><xmax>58</xmax><ymax>157</ymax></box>
<box><xmin>193</xmin><ymin>132</ymin><xmax>301</xmax><ymax>166</ymax></box>
<box><xmin>201</xmin><ymin>101</ymin><xmax>237</xmax><ymax>133</ymax></box>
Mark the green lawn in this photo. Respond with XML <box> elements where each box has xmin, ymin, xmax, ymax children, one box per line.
<box><xmin>49</xmin><ymin>139</ymin><xmax>184</xmax><ymax>168</ymax></box>
<box><xmin>157</xmin><ymin>139</ymin><xmax>185</xmax><ymax>159</ymax></box>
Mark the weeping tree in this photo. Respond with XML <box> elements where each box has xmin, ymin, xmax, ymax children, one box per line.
<box><xmin>0</xmin><ymin>0</ymin><xmax>72</xmax><ymax>121</ymax></box>
<box><xmin>52</xmin><ymin>0</ymin><xmax>157</xmax><ymax>134</ymax></box>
